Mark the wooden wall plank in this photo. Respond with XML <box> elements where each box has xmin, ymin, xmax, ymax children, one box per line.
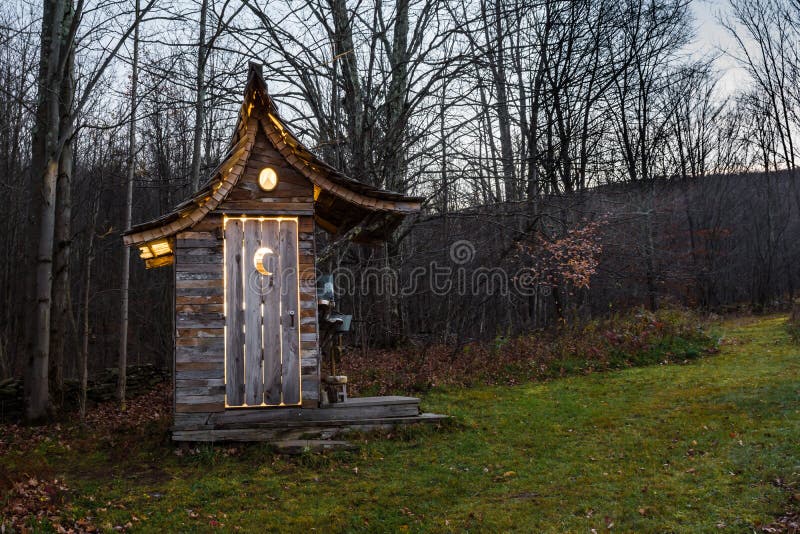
<box><xmin>298</xmin><ymin>218</ymin><xmax>313</xmax><ymax>232</ymax></box>
<box><xmin>224</xmin><ymin>219</ymin><xmax>245</xmax><ymax>406</ymax></box>
<box><xmin>243</xmin><ymin>219</ymin><xmax>264</xmax><ymax>406</ymax></box>
<box><xmin>221</xmin><ymin>201</ymin><xmax>313</xmax><ymax>212</ymax></box>
<box><xmin>176</xmin><ymin>286</ymin><xmax>223</xmax><ymax>297</ymax></box>
<box><xmin>176</xmin><ymin>271</ymin><xmax>223</xmax><ymax>281</ymax></box>
<box><xmin>177</xmin><ymin>253</ymin><xmax>224</xmax><ymax>264</ymax></box>
<box><xmin>280</xmin><ymin>220</ymin><xmax>301</xmax><ymax>405</ymax></box>
<box><xmin>176</xmin><ymin>403</ymin><xmax>224</xmax><ymax>413</ymax></box>
<box><xmin>176</xmin><ymin>296</ymin><xmax>223</xmax><ymax>306</ymax></box>
<box><xmin>176</xmin><ymin>337</ymin><xmax>224</xmax><ymax>347</ymax></box>
<box><xmin>177</xmin><ymin>328</ymin><xmax>224</xmax><ymax>338</ymax></box>
<box><xmin>261</xmin><ymin>219</ymin><xmax>282</xmax><ymax>406</ymax></box>
<box><xmin>176</xmin><ymin>304</ymin><xmax>224</xmax><ymax>314</ymax></box>
<box><xmin>175</xmin><ymin>369</ymin><xmax>224</xmax><ymax>380</ymax></box>
<box><xmin>175</xmin><ymin>386</ymin><xmax>225</xmax><ymax>396</ymax></box>
<box><xmin>176</xmin><ymin>378</ymin><xmax>224</xmax><ymax>388</ymax></box>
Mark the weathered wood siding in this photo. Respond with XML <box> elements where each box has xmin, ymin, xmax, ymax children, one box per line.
<box><xmin>298</xmin><ymin>216</ymin><xmax>320</xmax><ymax>406</ymax></box>
<box><xmin>174</xmin><ymin>216</ymin><xmax>226</xmax><ymax>416</ymax></box>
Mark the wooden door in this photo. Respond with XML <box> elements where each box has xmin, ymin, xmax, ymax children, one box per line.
<box><xmin>224</xmin><ymin>217</ymin><xmax>300</xmax><ymax>407</ymax></box>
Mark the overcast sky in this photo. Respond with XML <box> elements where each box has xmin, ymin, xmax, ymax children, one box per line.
<box><xmin>690</xmin><ymin>0</ymin><xmax>750</xmax><ymax>96</ymax></box>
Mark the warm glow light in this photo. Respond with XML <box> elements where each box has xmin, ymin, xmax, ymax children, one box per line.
<box><xmin>253</xmin><ymin>247</ymin><xmax>274</xmax><ymax>275</ymax></box>
<box><xmin>258</xmin><ymin>167</ymin><xmax>278</xmax><ymax>191</ymax></box>
<box><xmin>138</xmin><ymin>246</ymin><xmax>153</xmax><ymax>259</ymax></box>
<box><xmin>150</xmin><ymin>239</ymin><xmax>172</xmax><ymax>256</ymax></box>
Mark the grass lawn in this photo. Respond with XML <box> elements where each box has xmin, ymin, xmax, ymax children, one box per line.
<box><xmin>2</xmin><ymin>314</ymin><xmax>799</xmax><ymax>532</ymax></box>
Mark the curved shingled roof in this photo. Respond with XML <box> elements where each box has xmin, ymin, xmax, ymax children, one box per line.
<box><xmin>123</xmin><ymin>63</ymin><xmax>422</xmax><ymax>248</ymax></box>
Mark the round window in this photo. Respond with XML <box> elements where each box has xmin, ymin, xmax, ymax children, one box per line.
<box><xmin>258</xmin><ymin>167</ymin><xmax>278</xmax><ymax>191</ymax></box>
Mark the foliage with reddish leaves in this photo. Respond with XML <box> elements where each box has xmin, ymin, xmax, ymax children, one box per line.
<box><xmin>514</xmin><ymin>219</ymin><xmax>604</xmax><ymax>291</ymax></box>
<box><xmin>342</xmin><ymin>308</ymin><xmax>716</xmax><ymax>396</ymax></box>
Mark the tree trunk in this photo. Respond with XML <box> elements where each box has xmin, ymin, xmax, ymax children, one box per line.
<box><xmin>383</xmin><ymin>0</ymin><xmax>409</xmax><ymax>192</ymax></box>
<box><xmin>49</xmin><ymin>127</ymin><xmax>72</xmax><ymax>408</ymax></box>
<box><xmin>26</xmin><ymin>0</ymin><xmax>69</xmax><ymax>423</ymax></box>
<box><xmin>49</xmin><ymin>15</ymin><xmax>75</xmax><ymax>409</ymax></box>
<box><xmin>29</xmin><ymin>158</ymin><xmax>60</xmax><ymax>422</ymax></box>
<box><xmin>80</xmin><ymin>195</ymin><xmax>100</xmax><ymax>421</ymax></box>
<box><xmin>482</xmin><ymin>0</ymin><xmax>516</xmax><ymax>201</ymax></box>
<box><xmin>790</xmin><ymin>298</ymin><xmax>800</xmax><ymax>329</ymax></box>
<box><xmin>329</xmin><ymin>0</ymin><xmax>366</xmax><ymax>182</ymax></box>
<box><xmin>190</xmin><ymin>0</ymin><xmax>208</xmax><ymax>190</ymax></box>
<box><xmin>118</xmin><ymin>0</ymin><xmax>140</xmax><ymax>407</ymax></box>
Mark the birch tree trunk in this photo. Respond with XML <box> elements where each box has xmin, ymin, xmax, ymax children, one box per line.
<box><xmin>118</xmin><ymin>0</ymin><xmax>140</xmax><ymax>407</ymax></box>
<box><xmin>26</xmin><ymin>0</ymin><xmax>68</xmax><ymax>423</ymax></box>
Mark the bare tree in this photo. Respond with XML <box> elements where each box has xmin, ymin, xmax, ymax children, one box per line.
<box><xmin>25</xmin><ymin>0</ymin><xmax>154</xmax><ymax>421</ymax></box>
<box><xmin>80</xmin><ymin>188</ymin><xmax>101</xmax><ymax>421</ymax></box>
<box><xmin>724</xmin><ymin>0</ymin><xmax>798</xmax><ymax>171</ymax></box>
<box><xmin>118</xmin><ymin>0</ymin><xmax>142</xmax><ymax>407</ymax></box>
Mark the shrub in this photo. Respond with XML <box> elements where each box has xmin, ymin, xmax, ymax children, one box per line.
<box><xmin>342</xmin><ymin>308</ymin><xmax>716</xmax><ymax>396</ymax></box>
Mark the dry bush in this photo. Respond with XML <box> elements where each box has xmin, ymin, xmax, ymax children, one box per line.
<box><xmin>343</xmin><ymin>308</ymin><xmax>715</xmax><ymax>396</ymax></box>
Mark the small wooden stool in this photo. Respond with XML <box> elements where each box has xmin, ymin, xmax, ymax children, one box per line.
<box><xmin>323</xmin><ymin>375</ymin><xmax>348</xmax><ymax>404</ymax></box>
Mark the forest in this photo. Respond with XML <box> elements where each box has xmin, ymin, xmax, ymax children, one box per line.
<box><xmin>0</xmin><ymin>0</ymin><xmax>799</xmax><ymax>422</ymax></box>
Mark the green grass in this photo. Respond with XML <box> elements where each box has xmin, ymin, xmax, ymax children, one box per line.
<box><xmin>3</xmin><ymin>314</ymin><xmax>799</xmax><ymax>532</ymax></box>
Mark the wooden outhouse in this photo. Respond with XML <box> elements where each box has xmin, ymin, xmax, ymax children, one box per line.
<box><xmin>124</xmin><ymin>63</ymin><xmax>441</xmax><ymax>441</ymax></box>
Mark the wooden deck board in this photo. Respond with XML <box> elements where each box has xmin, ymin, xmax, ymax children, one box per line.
<box><xmin>172</xmin><ymin>412</ymin><xmax>447</xmax><ymax>441</ymax></box>
<box><xmin>172</xmin><ymin>396</ymin><xmax>423</xmax><ymax>431</ymax></box>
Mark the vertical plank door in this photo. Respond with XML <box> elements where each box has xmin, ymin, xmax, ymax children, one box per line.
<box><xmin>224</xmin><ymin>219</ymin><xmax>245</xmax><ymax>406</ymax></box>
<box><xmin>279</xmin><ymin>220</ymin><xmax>301</xmax><ymax>405</ymax></box>
<box><xmin>224</xmin><ymin>217</ymin><xmax>301</xmax><ymax>408</ymax></box>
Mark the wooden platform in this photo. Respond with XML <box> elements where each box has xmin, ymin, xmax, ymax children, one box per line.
<box><xmin>171</xmin><ymin>396</ymin><xmax>447</xmax><ymax>442</ymax></box>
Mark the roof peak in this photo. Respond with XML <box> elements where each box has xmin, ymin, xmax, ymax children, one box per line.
<box><xmin>248</xmin><ymin>61</ymin><xmax>263</xmax><ymax>78</ymax></box>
